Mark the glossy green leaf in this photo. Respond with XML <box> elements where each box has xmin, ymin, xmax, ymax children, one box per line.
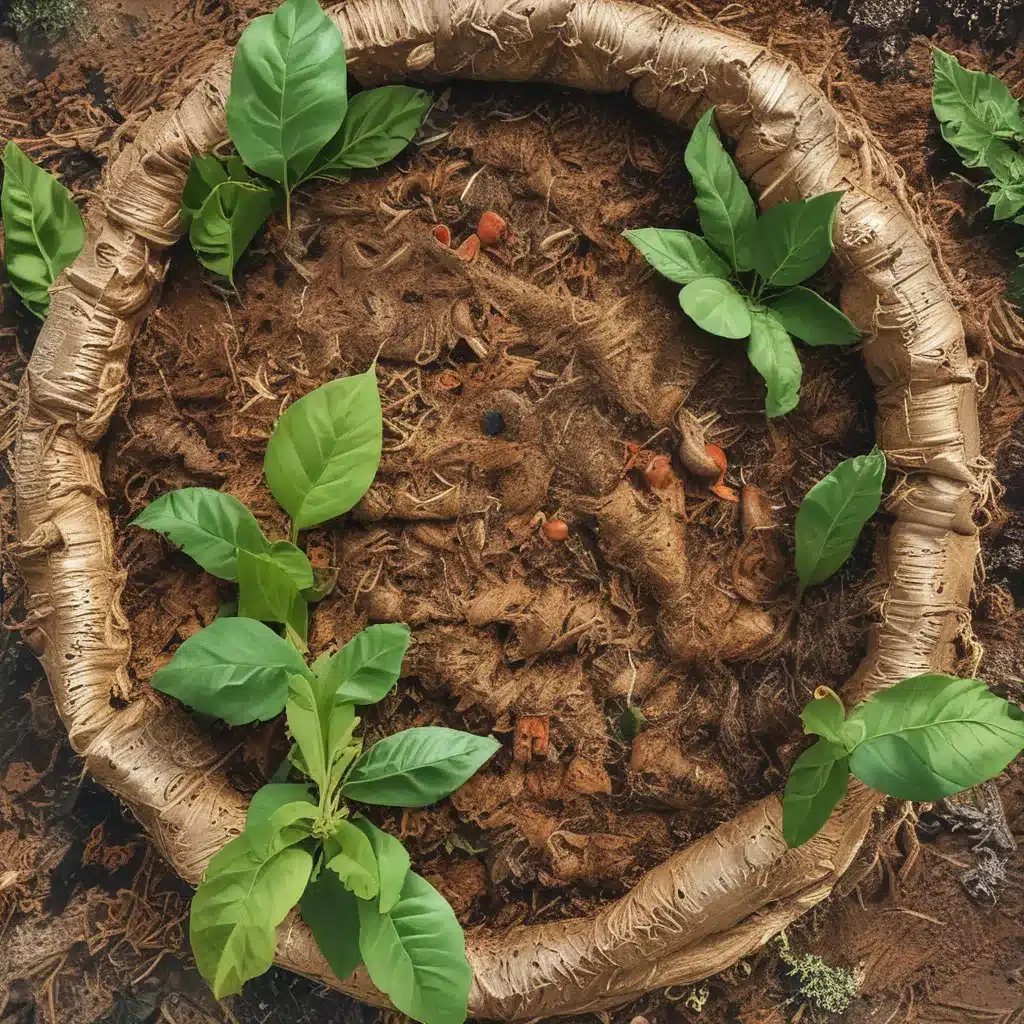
<box><xmin>795</xmin><ymin>446</ymin><xmax>886</xmax><ymax>590</ymax></box>
<box><xmin>302</xmin><ymin>85</ymin><xmax>431</xmax><ymax>181</ymax></box>
<box><xmin>622</xmin><ymin>227</ymin><xmax>729</xmax><ymax>285</ymax></box>
<box><xmin>767</xmin><ymin>286</ymin><xmax>860</xmax><ymax>346</ymax></box>
<box><xmin>264</xmin><ymin>368</ymin><xmax>383</xmax><ymax>531</ymax></box>
<box><xmin>237</xmin><ymin>548</ymin><xmax>308</xmax><ymax>644</ymax></box>
<box><xmin>317</xmin><ymin>623</ymin><xmax>411</xmax><ymax>705</ymax></box>
<box><xmin>352</xmin><ymin>816</ymin><xmax>410</xmax><ymax>914</ymax></box>
<box><xmin>747</xmin><ymin>307</ymin><xmax>802</xmax><ymax>418</ymax></box>
<box><xmin>287</xmin><ymin>674</ymin><xmax>329</xmax><ymax>790</ymax></box>
<box><xmin>150</xmin><ymin>616</ymin><xmax>309</xmax><ymax>725</ymax></box>
<box><xmin>800</xmin><ymin>688</ymin><xmax>849</xmax><ymax>748</ymax></box>
<box><xmin>191</xmin><ymin>831</ymin><xmax>313</xmax><ymax>998</ymax></box>
<box><xmin>680</xmin><ymin>277</ymin><xmax>751</xmax><ymax>339</ymax></box>
<box><xmin>181</xmin><ymin>156</ymin><xmax>230</xmax><ymax>230</ymax></box>
<box><xmin>745</xmin><ymin>192</ymin><xmax>843</xmax><ymax>287</ymax></box>
<box><xmin>189</xmin><ymin>181</ymin><xmax>276</xmax><ymax>285</ymax></box>
<box><xmin>357</xmin><ymin>870</ymin><xmax>470</xmax><ymax>1024</ymax></box>
<box><xmin>985</xmin><ymin>172</ymin><xmax>1024</xmax><ymax>220</ymax></box>
<box><xmin>226</xmin><ymin>0</ymin><xmax>347</xmax><ymax>198</ymax></box>
<box><xmin>131</xmin><ymin>487</ymin><xmax>269</xmax><ymax>580</ymax></box>
<box><xmin>245</xmin><ymin>790</ymin><xmax>317</xmax><ymax>859</ymax></box>
<box><xmin>300</xmin><ymin>869</ymin><xmax>362</xmax><ymax>981</ymax></box>
<box><xmin>246</xmin><ymin>782</ymin><xmax>316</xmax><ymax>832</ymax></box>
<box><xmin>683</xmin><ymin>107</ymin><xmax>756</xmax><ymax>270</ymax></box>
<box><xmin>932</xmin><ymin>49</ymin><xmax>1024</xmax><ymax>177</ymax></box>
<box><xmin>326</xmin><ymin>819</ymin><xmax>380</xmax><ymax>900</ymax></box>
<box><xmin>782</xmin><ymin>739</ymin><xmax>849</xmax><ymax>849</ymax></box>
<box><xmin>342</xmin><ymin>727</ymin><xmax>500</xmax><ymax>807</ymax></box>
<box><xmin>267</xmin><ymin>540</ymin><xmax>315</xmax><ymax>590</ymax></box>
<box><xmin>1</xmin><ymin>140</ymin><xmax>85</xmax><ymax>319</ymax></box>
<box><xmin>847</xmin><ymin>675</ymin><xmax>1024</xmax><ymax>801</ymax></box>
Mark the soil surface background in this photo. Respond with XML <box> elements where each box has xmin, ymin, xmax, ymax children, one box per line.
<box><xmin>2</xmin><ymin>1</ymin><xmax>1024</xmax><ymax>1023</ymax></box>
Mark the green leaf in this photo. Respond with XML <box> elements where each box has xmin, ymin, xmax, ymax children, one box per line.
<box><xmin>264</xmin><ymin>368</ymin><xmax>383</xmax><ymax>531</ymax></box>
<box><xmin>244</xmin><ymin>785</ymin><xmax>317</xmax><ymax>859</ymax></box>
<box><xmin>932</xmin><ymin>49</ymin><xmax>1024</xmax><ymax>178</ymax></box>
<box><xmin>747</xmin><ymin>307</ymin><xmax>802</xmax><ymax>418</ymax></box>
<box><xmin>189</xmin><ymin>181</ymin><xmax>276</xmax><ymax>286</ymax></box>
<box><xmin>1</xmin><ymin>140</ymin><xmax>85</xmax><ymax>319</ymax></box>
<box><xmin>618</xmin><ymin>705</ymin><xmax>648</xmax><ymax>743</ymax></box>
<box><xmin>357</xmin><ymin>870</ymin><xmax>470</xmax><ymax>1024</ymax></box>
<box><xmin>782</xmin><ymin>739</ymin><xmax>849</xmax><ymax>849</ymax></box>
<box><xmin>800</xmin><ymin>688</ymin><xmax>847</xmax><ymax>747</ymax></box>
<box><xmin>246</xmin><ymin>782</ymin><xmax>316</xmax><ymax>832</ymax></box>
<box><xmin>326</xmin><ymin>819</ymin><xmax>380</xmax><ymax>900</ymax></box>
<box><xmin>181</xmin><ymin>155</ymin><xmax>230</xmax><ymax>231</ymax></box>
<box><xmin>150</xmin><ymin>617</ymin><xmax>310</xmax><ymax>725</ymax></box>
<box><xmin>767</xmin><ymin>286</ymin><xmax>861</xmax><ymax>346</ymax></box>
<box><xmin>795</xmin><ymin>446</ymin><xmax>886</xmax><ymax>591</ymax></box>
<box><xmin>745</xmin><ymin>192</ymin><xmax>843</xmax><ymax>286</ymax></box>
<box><xmin>237</xmin><ymin>549</ymin><xmax>308</xmax><ymax>644</ymax></box>
<box><xmin>622</xmin><ymin>227</ymin><xmax>729</xmax><ymax>285</ymax></box>
<box><xmin>683</xmin><ymin>107</ymin><xmax>757</xmax><ymax>270</ymax></box>
<box><xmin>342</xmin><ymin>727</ymin><xmax>501</xmax><ymax>807</ymax></box>
<box><xmin>300</xmin><ymin>869</ymin><xmax>362</xmax><ymax>981</ymax></box>
<box><xmin>985</xmin><ymin>174</ymin><xmax>1024</xmax><ymax>220</ymax></box>
<box><xmin>317</xmin><ymin>623</ymin><xmax>411</xmax><ymax>705</ymax></box>
<box><xmin>226</xmin><ymin>0</ymin><xmax>347</xmax><ymax>199</ymax></box>
<box><xmin>847</xmin><ymin>675</ymin><xmax>1024</xmax><ymax>801</ymax></box>
<box><xmin>352</xmin><ymin>816</ymin><xmax>410</xmax><ymax>914</ymax></box>
<box><xmin>680</xmin><ymin>277</ymin><xmax>752</xmax><ymax>339</ymax></box>
<box><xmin>266</xmin><ymin>539</ymin><xmax>314</xmax><ymax>590</ymax></box>
<box><xmin>190</xmin><ymin>832</ymin><xmax>313</xmax><ymax>999</ymax></box>
<box><xmin>302</xmin><ymin>85</ymin><xmax>432</xmax><ymax>182</ymax></box>
<box><xmin>131</xmin><ymin>487</ymin><xmax>270</xmax><ymax>580</ymax></box>
<box><xmin>286</xmin><ymin>674</ymin><xmax>329</xmax><ymax>791</ymax></box>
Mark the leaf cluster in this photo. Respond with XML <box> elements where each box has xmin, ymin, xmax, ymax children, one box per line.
<box><xmin>782</xmin><ymin>676</ymin><xmax>1024</xmax><ymax>847</ymax></box>
<box><xmin>932</xmin><ymin>49</ymin><xmax>1024</xmax><ymax>303</ymax></box>
<box><xmin>624</xmin><ymin>107</ymin><xmax>861</xmax><ymax>418</ymax></box>
<box><xmin>184</xmin><ymin>0</ymin><xmax>432</xmax><ymax>283</ymax></box>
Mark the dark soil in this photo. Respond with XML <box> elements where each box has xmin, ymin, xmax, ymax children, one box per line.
<box><xmin>1</xmin><ymin>1</ymin><xmax>1024</xmax><ymax>1023</ymax></box>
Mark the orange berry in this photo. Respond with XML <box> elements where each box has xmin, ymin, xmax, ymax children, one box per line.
<box><xmin>432</xmin><ymin>224</ymin><xmax>451</xmax><ymax>246</ymax></box>
<box><xmin>456</xmin><ymin>233</ymin><xmax>480</xmax><ymax>261</ymax></box>
<box><xmin>477</xmin><ymin>211</ymin><xmax>508</xmax><ymax>246</ymax></box>
<box><xmin>541</xmin><ymin>518</ymin><xmax>569</xmax><ymax>541</ymax></box>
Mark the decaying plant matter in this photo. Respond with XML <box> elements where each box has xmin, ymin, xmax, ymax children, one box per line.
<box><xmin>12</xmin><ymin>0</ymin><xmax>984</xmax><ymax>1019</ymax></box>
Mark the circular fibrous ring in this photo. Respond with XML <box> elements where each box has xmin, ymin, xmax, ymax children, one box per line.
<box><xmin>13</xmin><ymin>0</ymin><xmax>982</xmax><ymax>1017</ymax></box>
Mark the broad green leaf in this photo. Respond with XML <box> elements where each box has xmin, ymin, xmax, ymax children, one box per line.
<box><xmin>745</xmin><ymin>192</ymin><xmax>843</xmax><ymax>286</ymax></box>
<box><xmin>767</xmin><ymin>286</ymin><xmax>861</xmax><ymax>346</ymax></box>
<box><xmin>191</xmin><ymin>832</ymin><xmax>313</xmax><ymax>998</ymax></box>
<box><xmin>847</xmin><ymin>675</ymin><xmax>1024</xmax><ymax>801</ymax></box>
<box><xmin>246</xmin><ymin>795</ymin><xmax>317</xmax><ymax>860</ymax></box>
<box><xmin>985</xmin><ymin>174</ymin><xmax>1024</xmax><ymax>220</ymax></box>
<box><xmin>800</xmin><ymin>688</ymin><xmax>848</xmax><ymax>746</ymax></box>
<box><xmin>795</xmin><ymin>446</ymin><xmax>886</xmax><ymax>591</ymax></box>
<box><xmin>782</xmin><ymin>739</ymin><xmax>849</xmax><ymax>849</ymax></box>
<box><xmin>180</xmin><ymin>156</ymin><xmax>230</xmax><ymax>230</ymax></box>
<box><xmin>342</xmin><ymin>727</ymin><xmax>501</xmax><ymax>807</ymax></box>
<box><xmin>287</xmin><ymin>674</ymin><xmax>329</xmax><ymax>790</ymax></box>
<box><xmin>264</xmin><ymin>368</ymin><xmax>383</xmax><ymax>531</ymax></box>
<box><xmin>680</xmin><ymin>277</ymin><xmax>751</xmax><ymax>339</ymax></box>
<box><xmin>302</xmin><ymin>85</ymin><xmax>432</xmax><ymax>181</ymax></box>
<box><xmin>747</xmin><ymin>307</ymin><xmax>802</xmax><ymax>418</ymax></box>
<box><xmin>683</xmin><ymin>107</ymin><xmax>756</xmax><ymax>270</ymax></box>
<box><xmin>150</xmin><ymin>617</ymin><xmax>310</xmax><ymax>725</ymax></box>
<box><xmin>326</xmin><ymin>819</ymin><xmax>380</xmax><ymax>900</ymax></box>
<box><xmin>317</xmin><ymin>623</ymin><xmax>411</xmax><ymax>705</ymax></box>
<box><xmin>932</xmin><ymin>49</ymin><xmax>1024</xmax><ymax>177</ymax></box>
<box><xmin>300</xmin><ymin>869</ymin><xmax>362</xmax><ymax>980</ymax></box>
<box><xmin>1</xmin><ymin>140</ymin><xmax>85</xmax><ymax>319</ymax></box>
<box><xmin>226</xmin><ymin>0</ymin><xmax>347</xmax><ymax>199</ymax></box>
<box><xmin>622</xmin><ymin>227</ymin><xmax>729</xmax><ymax>285</ymax></box>
<box><xmin>352</xmin><ymin>816</ymin><xmax>410</xmax><ymax>913</ymax></box>
<box><xmin>131</xmin><ymin>487</ymin><xmax>269</xmax><ymax>580</ymax></box>
<box><xmin>237</xmin><ymin>549</ymin><xmax>308</xmax><ymax>644</ymax></box>
<box><xmin>246</xmin><ymin>782</ymin><xmax>316</xmax><ymax>832</ymax></box>
<box><xmin>267</xmin><ymin>539</ymin><xmax>315</xmax><ymax>590</ymax></box>
<box><xmin>190</xmin><ymin>181</ymin><xmax>276</xmax><ymax>285</ymax></box>
<box><xmin>357</xmin><ymin>870</ymin><xmax>470</xmax><ymax>1024</ymax></box>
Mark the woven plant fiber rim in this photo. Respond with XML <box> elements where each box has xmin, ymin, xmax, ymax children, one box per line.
<box><xmin>12</xmin><ymin>0</ymin><xmax>984</xmax><ymax>1017</ymax></box>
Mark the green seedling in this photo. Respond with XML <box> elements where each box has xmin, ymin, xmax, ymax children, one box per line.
<box><xmin>782</xmin><ymin>676</ymin><xmax>1024</xmax><ymax>848</ymax></box>
<box><xmin>624</xmin><ymin>106</ymin><xmax>861</xmax><ymax>418</ymax></box>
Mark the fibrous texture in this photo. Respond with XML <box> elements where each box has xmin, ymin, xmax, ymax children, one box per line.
<box><xmin>13</xmin><ymin>0</ymin><xmax>980</xmax><ymax>1018</ymax></box>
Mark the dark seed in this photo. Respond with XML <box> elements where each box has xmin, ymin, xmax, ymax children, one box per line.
<box><xmin>482</xmin><ymin>410</ymin><xmax>505</xmax><ymax>436</ymax></box>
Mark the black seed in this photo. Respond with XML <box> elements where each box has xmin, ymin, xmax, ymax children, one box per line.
<box><xmin>482</xmin><ymin>410</ymin><xmax>505</xmax><ymax>436</ymax></box>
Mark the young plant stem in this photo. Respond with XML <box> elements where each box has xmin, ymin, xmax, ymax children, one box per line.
<box><xmin>285</xmin><ymin>192</ymin><xmax>293</xmax><ymax>231</ymax></box>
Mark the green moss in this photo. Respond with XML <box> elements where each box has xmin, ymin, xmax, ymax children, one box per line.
<box><xmin>776</xmin><ymin>933</ymin><xmax>859</xmax><ymax>1016</ymax></box>
<box><xmin>4</xmin><ymin>0</ymin><xmax>84</xmax><ymax>40</ymax></box>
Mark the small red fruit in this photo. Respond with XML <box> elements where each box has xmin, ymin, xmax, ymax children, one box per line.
<box><xmin>477</xmin><ymin>211</ymin><xmax>507</xmax><ymax>246</ymax></box>
<box><xmin>644</xmin><ymin>455</ymin><xmax>674</xmax><ymax>489</ymax></box>
<box><xmin>432</xmin><ymin>223</ymin><xmax>452</xmax><ymax>246</ymax></box>
<box><xmin>456</xmin><ymin>233</ymin><xmax>481</xmax><ymax>261</ymax></box>
<box><xmin>541</xmin><ymin>518</ymin><xmax>569</xmax><ymax>541</ymax></box>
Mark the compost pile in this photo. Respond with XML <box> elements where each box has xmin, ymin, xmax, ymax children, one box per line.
<box><xmin>104</xmin><ymin>82</ymin><xmax>879</xmax><ymax>927</ymax></box>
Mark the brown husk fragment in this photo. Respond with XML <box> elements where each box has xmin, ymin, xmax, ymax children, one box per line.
<box><xmin>11</xmin><ymin>0</ymin><xmax>984</xmax><ymax>1019</ymax></box>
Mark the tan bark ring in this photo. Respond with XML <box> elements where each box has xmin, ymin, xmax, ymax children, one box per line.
<box><xmin>13</xmin><ymin>0</ymin><xmax>984</xmax><ymax>1017</ymax></box>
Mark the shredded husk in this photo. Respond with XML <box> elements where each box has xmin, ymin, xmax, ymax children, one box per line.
<box><xmin>12</xmin><ymin>0</ymin><xmax>983</xmax><ymax>1017</ymax></box>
